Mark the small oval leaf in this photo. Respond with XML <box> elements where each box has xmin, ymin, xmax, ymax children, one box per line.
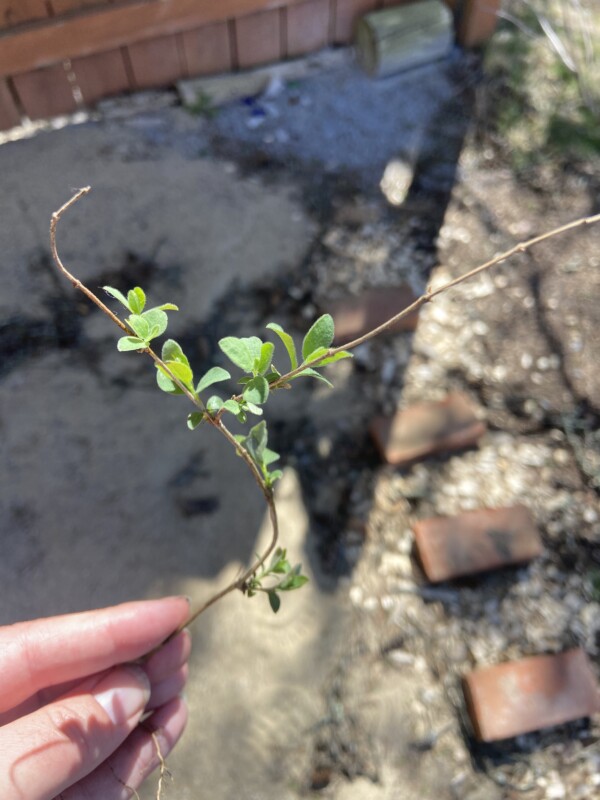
<box><xmin>243</xmin><ymin>376</ymin><xmax>269</xmax><ymax>405</ymax></box>
<box><xmin>117</xmin><ymin>336</ymin><xmax>145</xmax><ymax>352</ymax></box>
<box><xmin>302</xmin><ymin>314</ymin><xmax>334</xmax><ymax>361</ymax></box>
<box><xmin>196</xmin><ymin>366</ymin><xmax>231</xmax><ymax>394</ymax></box>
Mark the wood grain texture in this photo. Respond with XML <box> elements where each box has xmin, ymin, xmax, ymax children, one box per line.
<box><xmin>70</xmin><ymin>48</ymin><xmax>130</xmax><ymax>103</ymax></box>
<box><xmin>50</xmin><ymin>0</ymin><xmax>113</xmax><ymax>15</ymax></box>
<box><xmin>235</xmin><ymin>9</ymin><xmax>282</xmax><ymax>69</ymax></box>
<box><xmin>12</xmin><ymin>63</ymin><xmax>78</xmax><ymax>119</ymax></box>
<box><xmin>332</xmin><ymin>0</ymin><xmax>378</xmax><ymax>43</ymax></box>
<box><xmin>0</xmin><ymin>0</ymin><xmax>309</xmax><ymax>78</ymax></box>
<box><xmin>0</xmin><ymin>0</ymin><xmax>49</xmax><ymax>29</ymax></box>
<box><xmin>181</xmin><ymin>21</ymin><xmax>232</xmax><ymax>76</ymax></box>
<box><xmin>127</xmin><ymin>33</ymin><xmax>186</xmax><ymax>89</ymax></box>
<box><xmin>286</xmin><ymin>0</ymin><xmax>330</xmax><ymax>57</ymax></box>
<box><xmin>0</xmin><ymin>78</ymin><xmax>21</xmax><ymax>129</ymax></box>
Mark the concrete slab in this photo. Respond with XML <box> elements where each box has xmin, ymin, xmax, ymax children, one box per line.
<box><xmin>0</xmin><ymin>118</ymin><xmax>348</xmax><ymax>798</ymax></box>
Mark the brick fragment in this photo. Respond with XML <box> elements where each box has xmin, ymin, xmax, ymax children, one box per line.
<box><xmin>331</xmin><ymin>285</ymin><xmax>419</xmax><ymax>345</ymax></box>
<box><xmin>463</xmin><ymin>649</ymin><xmax>600</xmax><ymax>742</ymax></box>
<box><xmin>370</xmin><ymin>393</ymin><xmax>485</xmax><ymax>466</ymax></box>
<box><xmin>413</xmin><ymin>505</ymin><xmax>542</xmax><ymax>582</ymax></box>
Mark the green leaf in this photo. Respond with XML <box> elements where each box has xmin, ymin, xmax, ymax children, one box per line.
<box><xmin>163</xmin><ymin>360</ymin><xmax>193</xmax><ymax>388</ymax></box>
<box><xmin>155</xmin><ymin>365</ymin><xmax>183</xmax><ymax>394</ymax></box>
<box><xmin>318</xmin><ymin>350</ymin><xmax>353</xmax><ymax>366</ymax></box>
<box><xmin>157</xmin><ymin>303</ymin><xmax>179</xmax><ymax>311</ymax></box>
<box><xmin>187</xmin><ymin>412</ymin><xmax>205</xmax><ymax>430</ymax></box>
<box><xmin>245</xmin><ymin>402</ymin><xmax>263</xmax><ymax>416</ymax></box>
<box><xmin>255</xmin><ymin>342</ymin><xmax>275</xmax><ymax>376</ymax></box>
<box><xmin>263</xmin><ymin>447</ymin><xmax>280</xmax><ymax>466</ymax></box>
<box><xmin>127</xmin><ymin>314</ymin><xmax>151</xmax><ymax>340</ymax></box>
<box><xmin>206</xmin><ymin>395</ymin><xmax>224</xmax><ymax>414</ymax></box>
<box><xmin>222</xmin><ymin>399</ymin><xmax>241</xmax><ymax>415</ymax></box>
<box><xmin>219</xmin><ymin>337</ymin><xmax>255</xmax><ymax>372</ymax></box>
<box><xmin>243</xmin><ymin>376</ymin><xmax>269</xmax><ymax>405</ymax></box>
<box><xmin>291</xmin><ymin>367</ymin><xmax>333</xmax><ymax>388</ymax></box>
<box><xmin>244</xmin><ymin>421</ymin><xmax>268</xmax><ymax>463</ymax></box>
<box><xmin>237</xmin><ymin>410</ymin><xmax>247</xmax><ymax>424</ymax></box>
<box><xmin>196</xmin><ymin>366</ymin><xmax>231</xmax><ymax>394</ymax></box>
<box><xmin>127</xmin><ymin>287</ymin><xmax>146</xmax><ymax>314</ymax></box>
<box><xmin>161</xmin><ymin>339</ymin><xmax>189</xmax><ymax>366</ymax></box>
<box><xmin>266</xmin><ymin>322</ymin><xmax>298</xmax><ymax>370</ymax></box>
<box><xmin>103</xmin><ymin>286</ymin><xmax>130</xmax><ymax>310</ymax></box>
<box><xmin>280</xmin><ymin>574</ymin><xmax>309</xmax><ymax>591</ymax></box>
<box><xmin>265</xmin><ymin>368</ymin><xmax>282</xmax><ymax>384</ymax></box>
<box><xmin>141</xmin><ymin>308</ymin><xmax>168</xmax><ymax>339</ymax></box>
<box><xmin>268</xmin><ymin>591</ymin><xmax>281</xmax><ymax>613</ymax></box>
<box><xmin>267</xmin><ymin>469</ymin><xmax>283</xmax><ymax>485</ymax></box>
<box><xmin>302</xmin><ymin>314</ymin><xmax>334</xmax><ymax>361</ymax></box>
<box><xmin>117</xmin><ymin>336</ymin><xmax>145</xmax><ymax>351</ymax></box>
<box><xmin>238</xmin><ymin>376</ymin><xmax>252</xmax><ymax>385</ymax></box>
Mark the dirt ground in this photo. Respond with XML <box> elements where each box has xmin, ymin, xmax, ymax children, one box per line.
<box><xmin>1</xmin><ymin>47</ymin><xmax>599</xmax><ymax>800</ymax></box>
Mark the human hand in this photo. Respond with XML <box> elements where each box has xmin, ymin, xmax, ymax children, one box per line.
<box><xmin>0</xmin><ymin>597</ymin><xmax>191</xmax><ymax>800</ymax></box>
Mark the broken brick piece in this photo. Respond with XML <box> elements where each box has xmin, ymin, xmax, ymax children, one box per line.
<box><xmin>413</xmin><ymin>505</ymin><xmax>542</xmax><ymax>582</ymax></box>
<box><xmin>463</xmin><ymin>649</ymin><xmax>600</xmax><ymax>742</ymax></box>
<box><xmin>370</xmin><ymin>393</ymin><xmax>485</xmax><ymax>466</ymax></box>
<box><xmin>331</xmin><ymin>285</ymin><xmax>419</xmax><ymax>345</ymax></box>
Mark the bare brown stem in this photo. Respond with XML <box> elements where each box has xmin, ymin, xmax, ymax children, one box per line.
<box><xmin>50</xmin><ymin>188</ymin><xmax>279</xmax><ymax>637</ymax></box>
<box><xmin>269</xmin><ymin>211</ymin><xmax>600</xmax><ymax>388</ymax></box>
<box><xmin>51</xmin><ymin>187</ymin><xmax>600</xmax><ymax>638</ymax></box>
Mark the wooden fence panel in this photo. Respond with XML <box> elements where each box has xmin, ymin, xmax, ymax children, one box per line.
<box><xmin>50</xmin><ymin>0</ymin><xmax>114</xmax><ymax>14</ymax></box>
<box><xmin>0</xmin><ymin>78</ymin><xmax>21</xmax><ymax>128</ymax></box>
<box><xmin>0</xmin><ymin>0</ymin><xmax>49</xmax><ymax>29</ymax></box>
<box><xmin>235</xmin><ymin>9</ymin><xmax>282</xmax><ymax>69</ymax></box>
<box><xmin>70</xmin><ymin>48</ymin><xmax>130</xmax><ymax>104</ymax></box>
<box><xmin>12</xmin><ymin>64</ymin><xmax>78</xmax><ymax>119</ymax></box>
<box><xmin>181</xmin><ymin>22</ymin><xmax>233</xmax><ymax>76</ymax></box>
<box><xmin>333</xmin><ymin>0</ymin><xmax>378</xmax><ymax>42</ymax></box>
<box><xmin>127</xmin><ymin>33</ymin><xmax>187</xmax><ymax>89</ymax></box>
<box><xmin>286</xmin><ymin>0</ymin><xmax>331</xmax><ymax>57</ymax></box>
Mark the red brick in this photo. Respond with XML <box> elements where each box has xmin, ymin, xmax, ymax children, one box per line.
<box><xmin>463</xmin><ymin>649</ymin><xmax>600</xmax><ymax>742</ymax></box>
<box><xmin>331</xmin><ymin>285</ymin><xmax>419</xmax><ymax>345</ymax></box>
<box><xmin>413</xmin><ymin>505</ymin><xmax>542</xmax><ymax>583</ymax></box>
<box><xmin>370</xmin><ymin>393</ymin><xmax>485</xmax><ymax>466</ymax></box>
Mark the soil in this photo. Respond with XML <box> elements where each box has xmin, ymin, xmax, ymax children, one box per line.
<box><xmin>0</xmin><ymin>47</ymin><xmax>599</xmax><ymax>800</ymax></box>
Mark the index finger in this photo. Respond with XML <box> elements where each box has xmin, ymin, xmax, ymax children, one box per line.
<box><xmin>0</xmin><ymin>597</ymin><xmax>190</xmax><ymax>714</ymax></box>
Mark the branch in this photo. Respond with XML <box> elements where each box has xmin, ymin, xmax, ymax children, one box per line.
<box><xmin>50</xmin><ymin>188</ymin><xmax>600</xmax><ymax>637</ymax></box>
<box><xmin>50</xmin><ymin>188</ymin><xmax>278</xmax><ymax>636</ymax></box>
<box><xmin>269</xmin><ymin>210</ymin><xmax>600</xmax><ymax>387</ymax></box>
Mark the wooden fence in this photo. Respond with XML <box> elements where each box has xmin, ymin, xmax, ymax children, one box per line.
<box><xmin>0</xmin><ymin>0</ymin><xmax>500</xmax><ymax>132</ymax></box>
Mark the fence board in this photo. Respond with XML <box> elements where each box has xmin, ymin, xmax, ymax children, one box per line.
<box><xmin>0</xmin><ymin>0</ymin><xmax>311</xmax><ymax>78</ymax></box>
<box><xmin>50</xmin><ymin>0</ymin><xmax>114</xmax><ymax>14</ymax></box>
<box><xmin>127</xmin><ymin>33</ymin><xmax>186</xmax><ymax>89</ymax></box>
<box><xmin>71</xmin><ymin>48</ymin><xmax>130</xmax><ymax>103</ymax></box>
<box><xmin>181</xmin><ymin>22</ymin><xmax>233</xmax><ymax>76</ymax></box>
<box><xmin>12</xmin><ymin>63</ymin><xmax>78</xmax><ymax>119</ymax></box>
<box><xmin>0</xmin><ymin>0</ymin><xmax>49</xmax><ymax>29</ymax></box>
<box><xmin>0</xmin><ymin>78</ymin><xmax>21</xmax><ymax>128</ymax></box>
<box><xmin>235</xmin><ymin>9</ymin><xmax>282</xmax><ymax>69</ymax></box>
<box><xmin>286</xmin><ymin>0</ymin><xmax>331</xmax><ymax>57</ymax></box>
<box><xmin>333</xmin><ymin>0</ymin><xmax>378</xmax><ymax>42</ymax></box>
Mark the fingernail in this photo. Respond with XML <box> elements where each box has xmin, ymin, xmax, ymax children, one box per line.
<box><xmin>94</xmin><ymin>665</ymin><xmax>151</xmax><ymax>725</ymax></box>
<box><xmin>179</xmin><ymin>595</ymin><xmax>192</xmax><ymax>607</ymax></box>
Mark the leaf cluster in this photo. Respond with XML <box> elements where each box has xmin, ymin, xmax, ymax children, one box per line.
<box><xmin>104</xmin><ymin>288</ymin><xmax>352</xmax><ymax>613</ymax></box>
<box><xmin>245</xmin><ymin>547</ymin><xmax>309</xmax><ymax>613</ymax></box>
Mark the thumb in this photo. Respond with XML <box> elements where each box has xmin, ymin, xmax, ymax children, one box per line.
<box><xmin>0</xmin><ymin>665</ymin><xmax>150</xmax><ymax>800</ymax></box>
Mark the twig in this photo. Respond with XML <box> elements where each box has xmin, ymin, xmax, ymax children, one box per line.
<box><xmin>50</xmin><ymin>189</ymin><xmax>600</xmax><ymax>638</ymax></box>
<box><xmin>50</xmin><ymin>188</ymin><xmax>280</xmax><ymax>641</ymax></box>
<box><xmin>270</xmin><ymin>210</ymin><xmax>600</xmax><ymax>388</ymax></box>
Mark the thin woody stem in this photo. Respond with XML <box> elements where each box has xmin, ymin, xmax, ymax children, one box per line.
<box><xmin>50</xmin><ymin>188</ymin><xmax>276</xmax><ymax>636</ymax></box>
<box><xmin>269</xmin><ymin>210</ymin><xmax>600</xmax><ymax>388</ymax></box>
<box><xmin>51</xmin><ymin>187</ymin><xmax>600</xmax><ymax>636</ymax></box>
